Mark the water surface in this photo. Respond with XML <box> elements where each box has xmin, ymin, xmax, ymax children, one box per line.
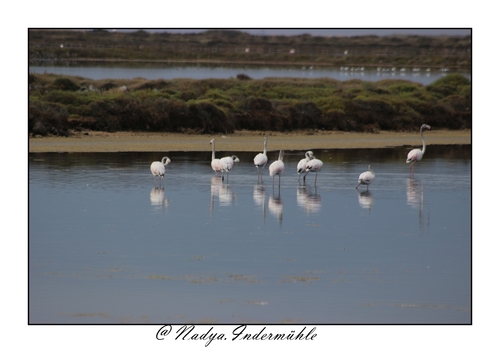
<box><xmin>29</xmin><ymin>146</ymin><xmax>471</xmax><ymax>324</ymax></box>
<box><xmin>28</xmin><ymin>64</ymin><xmax>470</xmax><ymax>85</ymax></box>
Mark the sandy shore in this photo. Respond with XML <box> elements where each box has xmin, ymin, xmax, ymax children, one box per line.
<box><xmin>28</xmin><ymin>129</ymin><xmax>471</xmax><ymax>153</ymax></box>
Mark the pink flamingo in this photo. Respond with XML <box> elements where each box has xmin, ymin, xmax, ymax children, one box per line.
<box><xmin>220</xmin><ymin>155</ymin><xmax>240</xmax><ymax>180</ymax></box>
<box><xmin>356</xmin><ymin>165</ymin><xmax>375</xmax><ymax>189</ymax></box>
<box><xmin>297</xmin><ymin>151</ymin><xmax>314</xmax><ymax>182</ymax></box>
<box><xmin>303</xmin><ymin>154</ymin><xmax>323</xmax><ymax>186</ymax></box>
<box><xmin>210</xmin><ymin>139</ymin><xmax>223</xmax><ymax>176</ymax></box>
<box><xmin>406</xmin><ymin>124</ymin><xmax>431</xmax><ymax>168</ymax></box>
<box><xmin>253</xmin><ymin>136</ymin><xmax>268</xmax><ymax>176</ymax></box>
<box><xmin>269</xmin><ymin>150</ymin><xmax>285</xmax><ymax>188</ymax></box>
<box><xmin>150</xmin><ymin>156</ymin><xmax>171</xmax><ymax>185</ymax></box>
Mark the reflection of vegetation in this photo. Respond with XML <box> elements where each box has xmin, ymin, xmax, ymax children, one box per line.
<box><xmin>29</xmin><ymin>29</ymin><xmax>471</xmax><ymax>69</ymax></box>
<box><xmin>29</xmin><ymin>73</ymin><xmax>471</xmax><ymax>136</ymax></box>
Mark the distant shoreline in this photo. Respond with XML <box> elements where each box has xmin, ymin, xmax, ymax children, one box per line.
<box><xmin>28</xmin><ymin>129</ymin><xmax>471</xmax><ymax>153</ymax></box>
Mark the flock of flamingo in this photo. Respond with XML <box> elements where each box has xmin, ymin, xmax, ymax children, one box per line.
<box><xmin>151</xmin><ymin>124</ymin><xmax>431</xmax><ymax>189</ymax></box>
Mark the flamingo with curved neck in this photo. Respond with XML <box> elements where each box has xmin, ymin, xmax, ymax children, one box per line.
<box><xmin>297</xmin><ymin>151</ymin><xmax>314</xmax><ymax>182</ymax></box>
<box><xmin>150</xmin><ymin>156</ymin><xmax>171</xmax><ymax>185</ymax></box>
<box><xmin>356</xmin><ymin>165</ymin><xmax>375</xmax><ymax>189</ymax></box>
<box><xmin>406</xmin><ymin>124</ymin><xmax>431</xmax><ymax>168</ymax></box>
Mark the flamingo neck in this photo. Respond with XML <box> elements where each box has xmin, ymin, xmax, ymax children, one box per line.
<box><xmin>211</xmin><ymin>141</ymin><xmax>215</xmax><ymax>161</ymax></box>
<box><xmin>263</xmin><ymin>139</ymin><xmax>267</xmax><ymax>155</ymax></box>
<box><xmin>420</xmin><ymin>127</ymin><xmax>426</xmax><ymax>155</ymax></box>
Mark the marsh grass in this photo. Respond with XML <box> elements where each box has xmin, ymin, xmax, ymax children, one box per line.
<box><xmin>28</xmin><ymin>73</ymin><xmax>471</xmax><ymax>136</ymax></box>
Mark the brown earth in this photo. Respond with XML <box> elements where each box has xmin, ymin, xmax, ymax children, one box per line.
<box><xmin>28</xmin><ymin>129</ymin><xmax>471</xmax><ymax>153</ymax></box>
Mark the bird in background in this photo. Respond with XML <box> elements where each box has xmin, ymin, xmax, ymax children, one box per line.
<box><xmin>150</xmin><ymin>156</ymin><xmax>171</xmax><ymax>185</ymax></box>
<box><xmin>297</xmin><ymin>151</ymin><xmax>314</xmax><ymax>182</ymax></box>
<box><xmin>210</xmin><ymin>139</ymin><xmax>223</xmax><ymax>177</ymax></box>
<box><xmin>356</xmin><ymin>165</ymin><xmax>375</xmax><ymax>189</ymax></box>
<box><xmin>269</xmin><ymin>149</ymin><xmax>285</xmax><ymax>188</ymax></box>
<box><xmin>406</xmin><ymin>124</ymin><xmax>431</xmax><ymax>169</ymax></box>
<box><xmin>254</xmin><ymin>136</ymin><xmax>268</xmax><ymax>176</ymax></box>
<box><xmin>303</xmin><ymin>153</ymin><xmax>323</xmax><ymax>186</ymax></box>
<box><xmin>220</xmin><ymin>155</ymin><xmax>240</xmax><ymax>181</ymax></box>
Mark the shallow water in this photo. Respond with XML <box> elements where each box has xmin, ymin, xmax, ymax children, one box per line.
<box><xmin>28</xmin><ymin>64</ymin><xmax>471</xmax><ymax>86</ymax></box>
<box><xmin>29</xmin><ymin>146</ymin><xmax>471</xmax><ymax>324</ymax></box>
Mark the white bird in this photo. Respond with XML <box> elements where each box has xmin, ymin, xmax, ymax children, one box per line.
<box><xmin>303</xmin><ymin>155</ymin><xmax>323</xmax><ymax>186</ymax></box>
<box><xmin>356</xmin><ymin>165</ymin><xmax>375</xmax><ymax>189</ymax></box>
<box><xmin>210</xmin><ymin>139</ymin><xmax>223</xmax><ymax>176</ymax></box>
<box><xmin>220</xmin><ymin>155</ymin><xmax>240</xmax><ymax>180</ymax></box>
<box><xmin>406</xmin><ymin>124</ymin><xmax>431</xmax><ymax>168</ymax></box>
<box><xmin>269</xmin><ymin>150</ymin><xmax>285</xmax><ymax>188</ymax></box>
<box><xmin>150</xmin><ymin>156</ymin><xmax>171</xmax><ymax>184</ymax></box>
<box><xmin>254</xmin><ymin>136</ymin><xmax>268</xmax><ymax>176</ymax></box>
<box><xmin>297</xmin><ymin>151</ymin><xmax>314</xmax><ymax>182</ymax></box>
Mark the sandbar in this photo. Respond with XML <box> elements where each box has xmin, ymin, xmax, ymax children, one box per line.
<box><xmin>28</xmin><ymin>129</ymin><xmax>471</xmax><ymax>153</ymax></box>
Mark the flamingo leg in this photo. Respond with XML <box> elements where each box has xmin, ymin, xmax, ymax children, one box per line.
<box><xmin>314</xmin><ymin>173</ymin><xmax>318</xmax><ymax>186</ymax></box>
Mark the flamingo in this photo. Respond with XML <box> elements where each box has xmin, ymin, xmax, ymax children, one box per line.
<box><xmin>406</xmin><ymin>124</ymin><xmax>431</xmax><ymax>168</ymax></box>
<box><xmin>297</xmin><ymin>151</ymin><xmax>314</xmax><ymax>182</ymax></box>
<box><xmin>269</xmin><ymin>150</ymin><xmax>285</xmax><ymax>188</ymax></box>
<box><xmin>220</xmin><ymin>155</ymin><xmax>240</xmax><ymax>181</ymax></box>
<box><xmin>303</xmin><ymin>154</ymin><xmax>323</xmax><ymax>186</ymax></box>
<box><xmin>150</xmin><ymin>156</ymin><xmax>171</xmax><ymax>185</ymax></box>
<box><xmin>210</xmin><ymin>139</ymin><xmax>223</xmax><ymax>176</ymax></box>
<box><xmin>356</xmin><ymin>165</ymin><xmax>375</xmax><ymax>189</ymax></box>
<box><xmin>254</xmin><ymin>136</ymin><xmax>268</xmax><ymax>176</ymax></box>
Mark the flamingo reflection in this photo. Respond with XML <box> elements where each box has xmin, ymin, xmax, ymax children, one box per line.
<box><xmin>268</xmin><ymin>194</ymin><xmax>284</xmax><ymax>226</ymax></box>
<box><xmin>150</xmin><ymin>187</ymin><xmax>169</xmax><ymax>209</ymax></box>
<box><xmin>406</xmin><ymin>177</ymin><xmax>430</xmax><ymax>235</ymax></box>
<box><xmin>253</xmin><ymin>183</ymin><xmax>267</xmax><ymax>224</ymax></box>
<box><xmin>297</xmin><ymin>185</ymin><xmax>321</xmax><ymax>213</ymax></box>
<box><xmin>356</xmin><ymin>189</ymin><xmax>374</xmax><ymax>212</ymax></box>
<box><xmin>210</xmin><ymin>176</ymin><xmax>236</xmax><ymax>211</ymax></box>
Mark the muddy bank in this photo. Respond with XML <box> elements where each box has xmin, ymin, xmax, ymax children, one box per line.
<box><xmin>28</xmin><ymin>129</ymin><xmax>471</xmax><ymax>153</ymax></box>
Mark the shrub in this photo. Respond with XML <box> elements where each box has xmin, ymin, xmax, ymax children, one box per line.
<box><xmin>188</xmin><ymin>101</ymin><xmax>234</xmax><ymax>133</ymax></box>
<box><xmin>29</xmin><ymin>101</ymin><xmax>70</xmax><ymax>136</ymax></box>
<box><xmin>236</xmin><ymin>74</ymin><xmax>251</xmax><ymax>80</ymax></box>
<box><xmin>242</xmin><ymin>97</ymin><xmax>273</xmax><ymax>111</ymax></box>
<box><xmin>44</xmin><ymin>90</ymin><xmax>82</xmax><ymax>106</ymax></box>
<box><xmin>426</xmin><ymin>73</ymin><xmax>471</xmax><ymax>98</ymax></box>
<box><xmin>51</xmin><ymin>77</ymin><xmax>80</xmax><ymax>91</ymax></box>
<box><xmin>387</xmin><ymin>82</ymin><xmax>420</xmax><ymax>94</ymax></box>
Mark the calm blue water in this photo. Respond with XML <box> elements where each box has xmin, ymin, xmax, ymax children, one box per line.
<box><xmin>28</xmin><ymin>65</ymin><xmax>470</xmax><ymax>85</ymax></box>
<box><xmin>29</xmin><ymin>146</ymin><xmax>471</xmax><ymax>324</ymax></box>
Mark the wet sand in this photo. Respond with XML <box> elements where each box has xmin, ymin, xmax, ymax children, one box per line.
<box><xmin>28</xmin><ymin>129</ymin><xmax>471</xmax><ymax>153</ymax></box>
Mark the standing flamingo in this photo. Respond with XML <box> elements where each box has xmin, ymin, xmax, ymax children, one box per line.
<box><xmin>356</xmin><ymin>165</ymin><xmax>375</xmax><ymax>189</ymax></box>
<box><xmin>210</xmin><ymin>139</ymin><xmax>223</xmax><ymax>176</ymax></box>
<box><xmin>254</xmin><ymin>136</ymin><xmax>268</xmax><ymax>176</ymax></box>
<box><xmin>220</xmin><ymin>155</ymin><xmax>240</xmax><ymax>181</ymax></box>
<box><xmin>297</xmin><ymin>151</ymin><xmax>314</xmax><ymax>182</ymax></box>
<box><xmin>269</xmin><ymin>150</ymin><xmax>285</xmax><ymax>188</ymax></box>
<box><xmin>303</xmin><ymin>154</ymin><xmax>323</xmax><ymax>186</ymax></box>
<box><xmin>406</xmin><ymin>124</ymin><xmax>431</xmax><ymax>168</ymax></box>
<box><xmin>150</xmin><ymin>156</ymin><xmax>171</xmax><ymax>185</ymax></box>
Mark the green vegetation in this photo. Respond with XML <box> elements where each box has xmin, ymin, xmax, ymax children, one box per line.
<box><xmin>28</xmin><ymin>72</ymin><xmax>471</xmax><ymax>136</ymax></box>
<box><xmin>29</xmin><ymin>29</ymin><xmax>471</xmax><ymax>69</ymax></box>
